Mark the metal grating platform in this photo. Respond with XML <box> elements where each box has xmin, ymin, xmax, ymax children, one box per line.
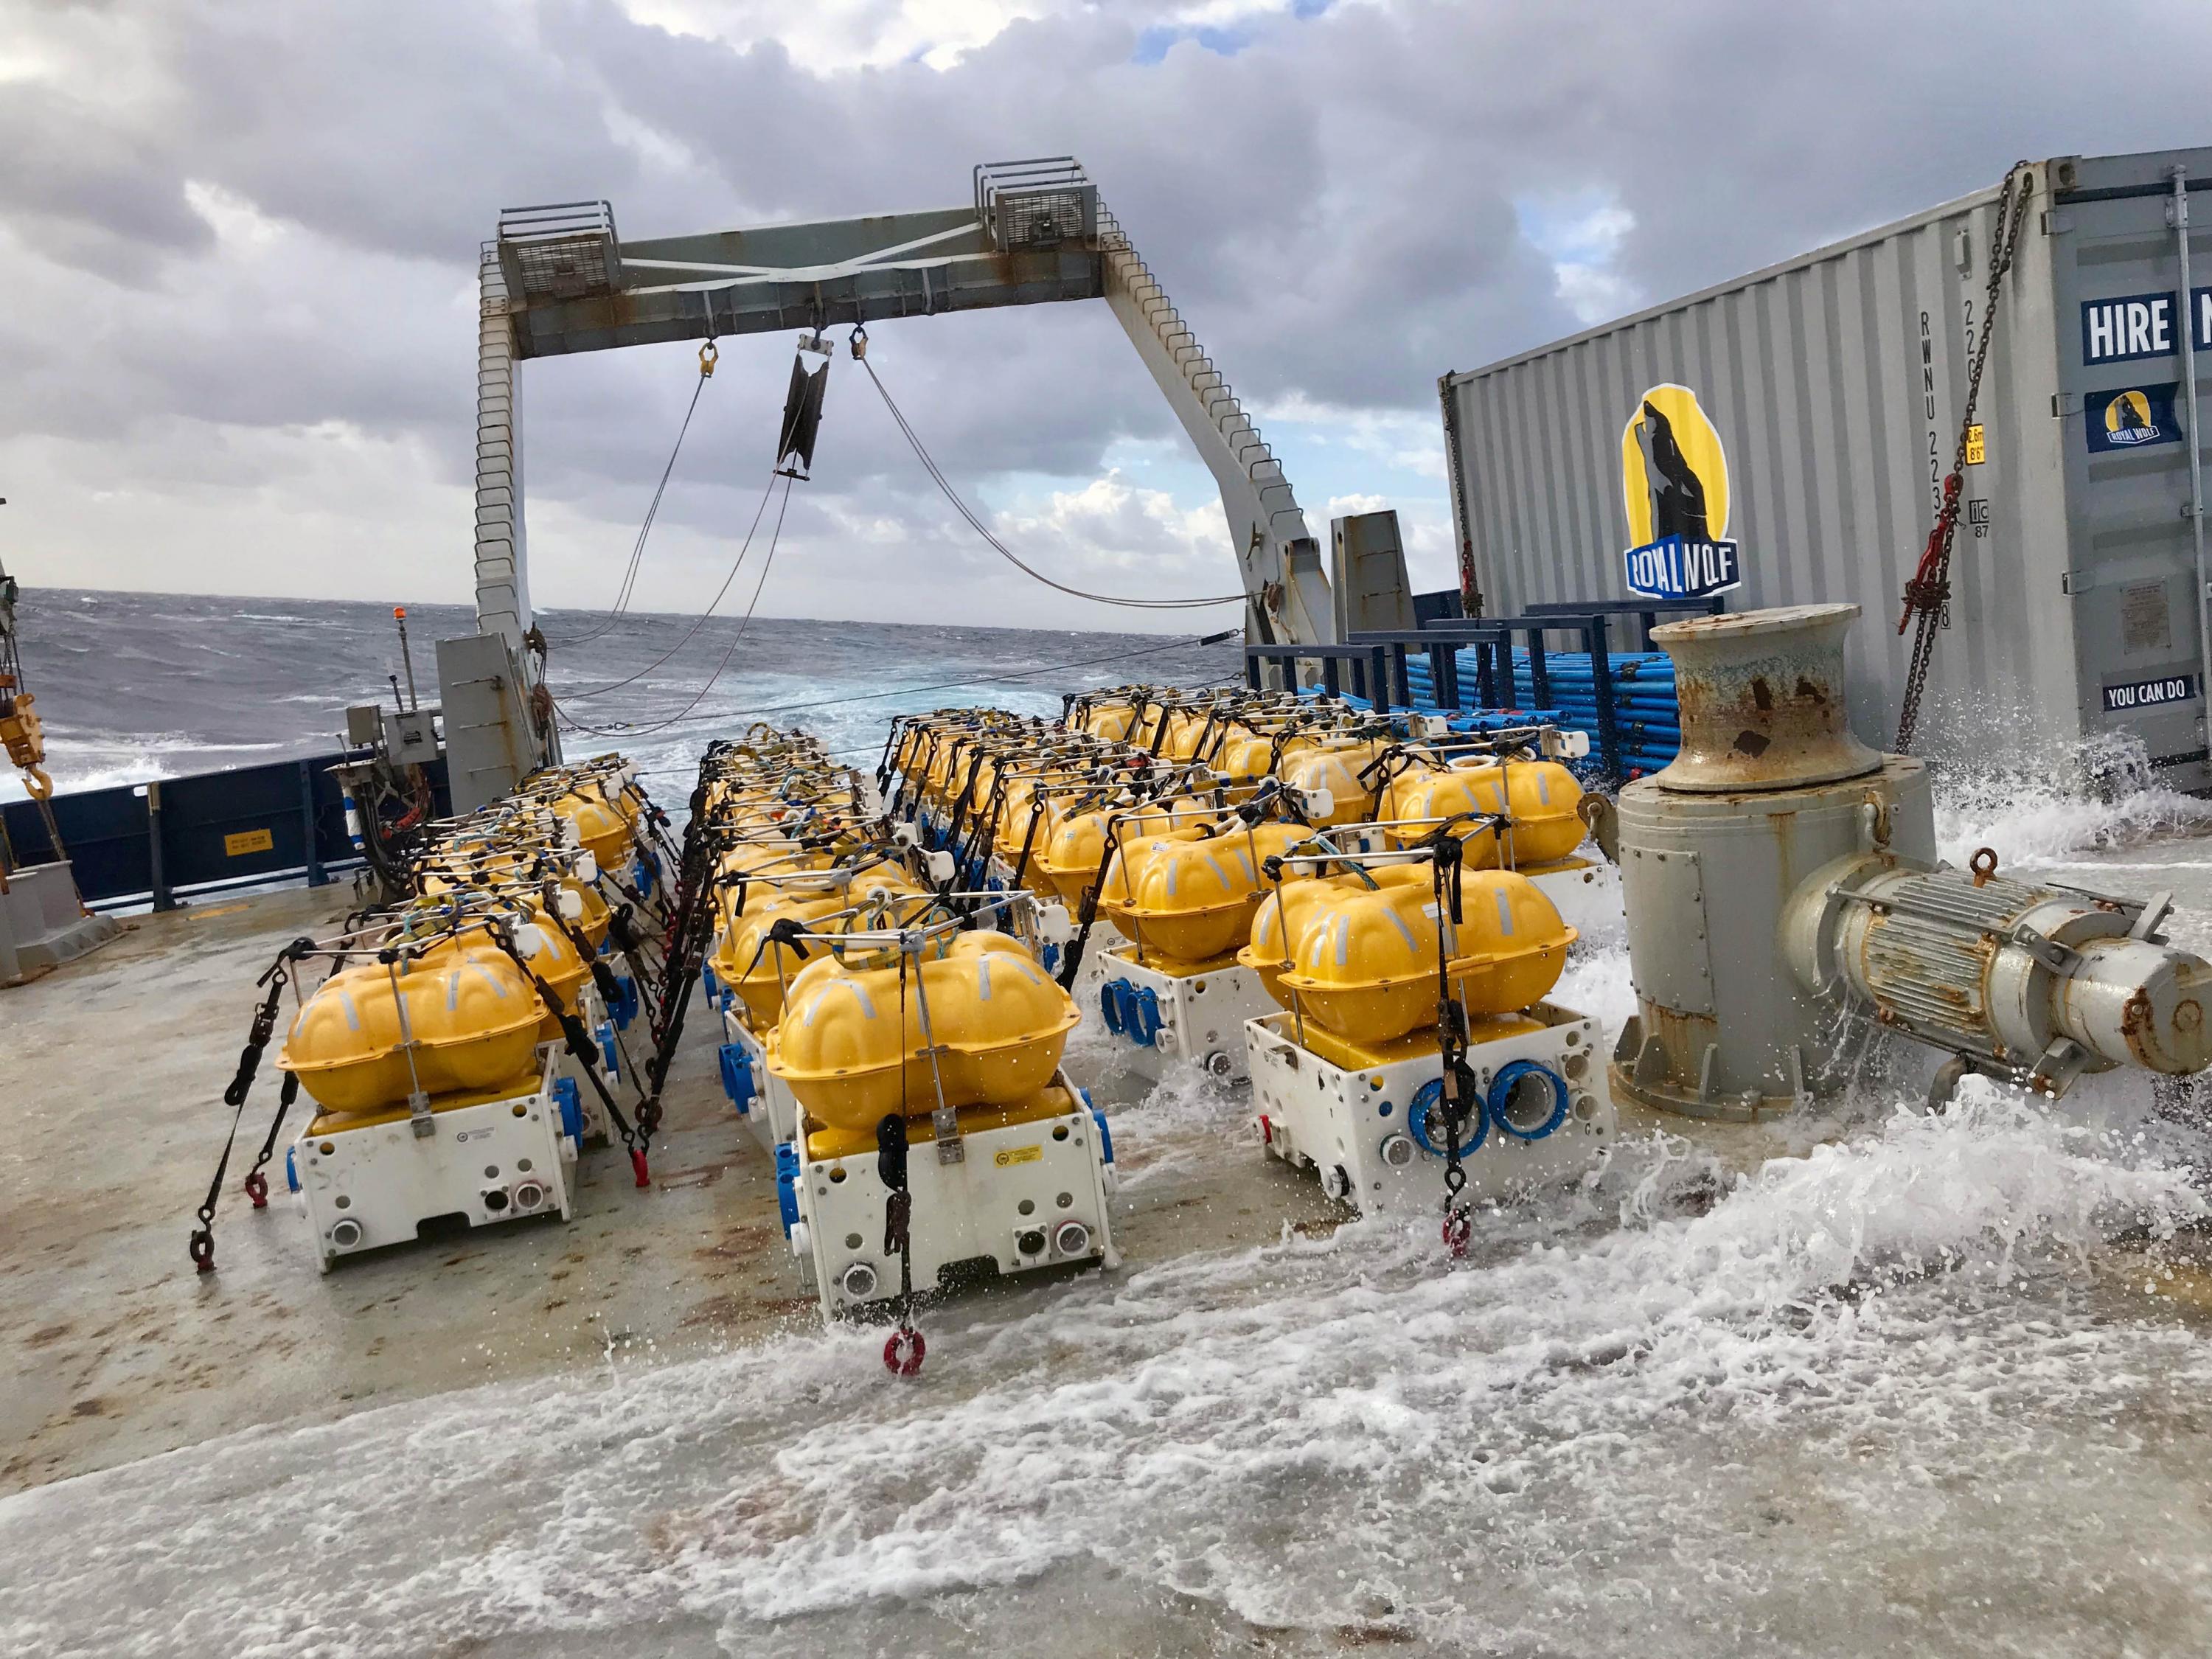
<box><xmin>974</xmin><ymin>158</ymin><xmax>1096</xmax><ymax>250</ymax></box>
<box><xmin>495</xmin><ymin>201</ymin><xmax>622</xmax><ymax>303</ymax></box>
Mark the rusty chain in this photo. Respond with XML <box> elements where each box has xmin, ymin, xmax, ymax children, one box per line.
<box><xmin>1896</xmin><ymin>161</ymin><xmax>2035</xmax><ymax>751</ymax></box>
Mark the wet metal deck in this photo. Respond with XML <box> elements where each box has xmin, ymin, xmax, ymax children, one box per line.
<box><xmin>1</xmin><ymin>883</ymin><xmax>1341</xmax><ymax>1495</ymax></box>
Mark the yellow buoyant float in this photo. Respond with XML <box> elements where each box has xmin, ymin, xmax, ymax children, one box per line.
<box><xmin>1034</xmin><ymin>798</ymin><xmax>1220</xmax><ymax>905</ymax></box>
<box><xmin>1240</xmin><ymin>872</ymin><xmax>1355</xmax><ymax>1004</ymax></box>
<box><xmin>1381</xmin><ymin>759</ymin><xmax>1585</xmax><ymax>866</ymax></box>
<box><xmin>1452</xmin><ymin>869</ymin><xmax>1579</xmax><ymax>1012</ymax></box>
<box><xmin>992</xmin><ymin>776</ymin><xmax>1053</xmax><ymax>859</ymax></box>
<box><xmin>510</xmin><ymin>912</ymin><xmax>594</xmax><ymax>1034</ymax></box>
<box><xmin>1211</xmin><ymin>725</ymin><xmax>1315</xmax><ymax>786</ymax></box>
<box><xmin>1082</xmin><ymin>703</ymin><xmax>1139</xmax><ymax>743</ymax></box>
<box><xmin>716</xmin><ymin>861</ymin><xmax>927</xmax><ymax>1022</ymax></box>
<box><xmin>1278</xmin><ymin>741</ymin><xmax>1395</xmax><ymax>826</ymax></box>
<box><xmin>716</xmin><ymin>888</ymin><xmax>859</xmax><ymax>1026</ymax></box>
<box><xmin>1158</xmin><ymin>708</ymin><xmax>1215</xmax><ymax>761</ymax></box>
<box><xmin>767</xmin><ymin>933</ymin><xmax>1081</xmax><ymax>1130</ymax></box>
<box><xmin>1245</xmin><ymin>866</ymin><xmax>1575</xmax><ymax>1045</ymax></box>
<box><xmin>1102</xmin><ymin>821</ymin><xmax>1307</xmax><ymax>966</ymax></box>
<box><xmin>278</xmin><ymin>945</ymin><xmax>544</xmax><ymax>1113</ymax></box>
<box><xmin>551</xmin><ymin>788</ymin><xmax>631</xmax><ymax>871</ymax></box>
<box><xmin>403</xmin><ymin>912</ymin><xmax>591</xmax><ymax>1037</ymax></box>
<box><xmin>561</xmin><ymin>877</ymin><xmax>613</xmax><ymax>951</ymax></box>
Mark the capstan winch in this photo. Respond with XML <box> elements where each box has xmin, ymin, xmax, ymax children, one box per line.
<box><xmin>1613</xmin><ymin>603</ymin><xmax>2212</xmax><ymax>1118</ymax></box>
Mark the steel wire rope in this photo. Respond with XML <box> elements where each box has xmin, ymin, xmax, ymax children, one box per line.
<box><xmin>858</xmin><ymin>354</ymin><xmax>1245</xmax><ymax>611</ymax></box>
<box><xmin>557</xmin><ymin>465</ymin><xmax>782</xmax><ymax>701</ymax></box>
<box><xmin>557</xmin><ymin>473</ymin><xmax>795</xmax><ymax>739</ymax></box>
<box><xmin>549</xmin><ymin>349</ymin><xmax>718</xmax><ymax>646</ymax></box>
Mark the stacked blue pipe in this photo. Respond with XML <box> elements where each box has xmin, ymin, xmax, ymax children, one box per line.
<box><xmin>1303</xmin><ymin>681</ymin><xmax>1568</xmax><ymax>735</ymax></box>
<box><xmin>1402</xmin><ymin>648</ymin><xmax>1681</xmax><ymax>776</ymax></box>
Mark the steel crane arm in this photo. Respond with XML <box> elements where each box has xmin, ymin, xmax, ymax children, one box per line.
<box><xmin>477</xmin><ymin>163</ymin><xmax>1338</xmax><ymax>650</ymax></box>
<box><xmin>1093</xmin><ymin>206</ymin><xmax>1332</xmax><ymax>650</ymax></box>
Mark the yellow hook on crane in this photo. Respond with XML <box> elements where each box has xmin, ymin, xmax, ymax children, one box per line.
<box><xmin>699</xmin><ymin>340</ymin><xmax>719</xmax><ymax>378</ymax></box>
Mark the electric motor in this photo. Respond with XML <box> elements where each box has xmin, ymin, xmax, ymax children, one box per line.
<box><xmin>1783</xmin><ymin>852</ymin><xmax>2212</xmax><ymax>1089</ymax></box>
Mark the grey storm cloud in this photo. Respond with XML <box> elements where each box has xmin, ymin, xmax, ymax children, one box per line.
<box><xmin>6</xmin><ymin>0</ymin><xmax>2212</xmax><ymax>613</ymax></box>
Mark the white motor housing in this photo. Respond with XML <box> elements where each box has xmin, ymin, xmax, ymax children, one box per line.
<box><xmin>1783</xmin><ymin>852</ymin><xmax>2212</xmax><ymax>1092</ymax></box>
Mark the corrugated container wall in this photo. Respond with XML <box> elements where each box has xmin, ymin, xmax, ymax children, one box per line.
<box><xmin>1441</xmin><ymin>146</ymin><xmax>2212</xmax><ymax>790</ymax></box>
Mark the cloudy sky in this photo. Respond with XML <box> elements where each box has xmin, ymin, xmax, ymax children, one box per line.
<box><xmin>6</xmin><ymin>0</ymin><xmax>2208</xmax><ymax>632</ymax></box>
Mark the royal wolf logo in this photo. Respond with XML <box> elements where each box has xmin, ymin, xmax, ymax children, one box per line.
<box><xmin>1621</xmin><ymin>384</ymin><xmax>1729</xmax><ymax>547</ymax></box>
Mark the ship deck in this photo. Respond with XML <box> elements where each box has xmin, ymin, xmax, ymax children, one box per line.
<box><xmin>16</xmin><ymin>839</ymin><xmax>2211</xmax><ymax>1496</ymax></box>
<box><xmin>14</xmin><ymin>839</ymin><xmax>2212</xmax><ymax>1657</ymax></box>
<box><xmin>3</xmin><ymin>879</ymin><xmax>1371</xmax><ymax>1495</ymax></box>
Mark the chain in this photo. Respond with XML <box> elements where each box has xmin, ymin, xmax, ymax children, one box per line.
<box><xmin>484</xmin><ymin>921</ymin><xmax>644</xmax><ymax>1167</ymax></box>
<box><xmin>1896</xmin><ymin>161</ymin><xmax>2035</xmax><ymax>750</ymax></box>
<box><xmin>877</xmin><ymin>1111</ymin><xmax>924</xmax><ymax>1374</ymax></box>
<box><xmin>189</xmin><ymin>939</ymin><xmax>311</xmax><ymax>1272</ymax></box>
<box><xmin>882</xmin><ymin>956</ymin><xmax>926</xmax><ymax>1375</ymax></box>
<box><xmin>1427</xmin><ymin>828</ymin><xmax>1478</xmax><ymax>1257</ymax></box>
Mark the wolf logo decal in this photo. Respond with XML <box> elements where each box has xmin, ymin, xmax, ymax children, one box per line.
<box><xmin>1619</xmin><ymin>384</ymin><xmax>1740</xmax><ymax>601</ymax></box>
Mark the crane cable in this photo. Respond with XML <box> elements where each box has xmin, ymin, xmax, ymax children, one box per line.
<box><xmin>857</xmin><ymin>347</ymin><xmax>1246</xmax><ymax>611</ymax></box>
<box><xmin>552</xmin><ymin>341</ymin><xmax>720</xmax><ymax>647</ymax></box>
<box><xmin>555</xmin><ymin>473</ymin><xmax>794</xmax><ymax>740</ymax></box>
<box><xmin>557</xmin><ymin>463</ymin><xmax>782</xmax><ymax>700</ymax></box>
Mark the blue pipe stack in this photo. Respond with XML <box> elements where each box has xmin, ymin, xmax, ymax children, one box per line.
<box><xmin>1315</xmin><ymin>682</ymin><xmax>1568</xmax><ymax>734</ymax></box>
<box><xmin>1402</xmin><ymin>649</ymin><xmax>1681</xmax><ymax>777</ymax></box>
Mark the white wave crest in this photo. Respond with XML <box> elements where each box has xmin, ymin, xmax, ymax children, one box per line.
<box><xmin>1935</xmin><ymin>731</ymin><xmax>2212</xmax><ymax>869</ymax></box>
<box><xmin>2</xmin><ymin>1085</ymin><xmax>2205</xmax><ymax>1657</ymax></box>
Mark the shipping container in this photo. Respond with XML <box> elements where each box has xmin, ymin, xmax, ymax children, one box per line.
<box><xmin>1439</xmin><ymin>146</ymin><xmax>2212</xmax><ymax>789</ymax></box>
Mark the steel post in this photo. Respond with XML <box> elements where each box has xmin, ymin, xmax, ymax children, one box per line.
<box><xmin>300</xmin><ymin>760</ymin><xmax>330</xmax><ymax>888</ymax></box>
<box><xmin>146</xmin><ymin>782</ymin><xmax>175</xmax><ymax>913</ymax></box>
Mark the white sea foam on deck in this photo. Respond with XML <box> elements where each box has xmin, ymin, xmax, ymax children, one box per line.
<box><xmin>4</xmin><ymin>1085</ymin><xmax>2208</xmax><ymax>1658</ymax></box>
<box><xmin>1934</xmin><ymin>732</ymin><xmax>2212</xmax><ymax>869</ymax></box>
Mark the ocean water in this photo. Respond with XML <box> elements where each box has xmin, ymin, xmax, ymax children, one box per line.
<box><xmin>12</xmin><ymin>589</ymin><xmax>2212</xmax><ymax>1655</ymax></box>
<box><xmin>0</xmin><ymin>588</ymin><xmax>1242</xmax><ymax>803</ymax></box>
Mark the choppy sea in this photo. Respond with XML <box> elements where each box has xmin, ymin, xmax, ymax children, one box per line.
<box><xmin>1</xmin><ymin>588</ymin><xmax>1241</xmax><ymax>804</ymax></box>
<box><xmin>15</xmin><ymin>588</ymin><xmax>2212</xmax><ymax>1655</ymax></box>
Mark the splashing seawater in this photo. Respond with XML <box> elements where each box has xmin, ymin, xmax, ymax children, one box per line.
<box><xmin>1933</xmin><ymin>731</ymin><xmax>2212</xmax><ymax>869</ymax></box>
<box><xmin>4</xmin><ymin>1085</ymin><xmax>2210</xmax><ymax>1658</ymax></box>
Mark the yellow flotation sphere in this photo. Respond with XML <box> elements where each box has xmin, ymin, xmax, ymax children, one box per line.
<box><xmin>1213</xmin><ymin>731</ymin><xmax>1278</xmax><ymax>786</ymax></box>
<box><xmin>414</xmin><ymin>913</ymin><xmax>591</xmax><ymax>1037</ymax></box>
<box><xmin>1239</xmin><ymin>872</ymin><xmax>1358</xmax><ymax>1005</ymax></box>
<box><xmin>1032</xmin><ymin>804</ymin><xmax>1117</xmax><ymax>904</ymax></box>
<box><xmin>891</xmin><ymin>726</ymin><xmax>929</xmax><ymax>776</ymax></box>
<box><xmin>560</xmin><ymin>877</ymin><xmax>611</xmax><ymax>951</ymax></box>
<box><xmin>1278</xmin><ymin>741</ymin><xmax>1397</xmax><ymax>826</ymax></box>
<box><xmin>278</xmin><ymin>947</ymin><xmax>543</xmax><ymax>1113</ymax></box>
<box><xmin>717</xmin><ymin>839</ymin><xmax>822</xmax><ymax>880</ymax></box>
<box><xmin>1490</xmin><ymin>760</ymin><xmax>1586</xmax><ymax>867</ymax></box>
<box><xmin>582</xmin><ymin>774</ymin><xmax>641</xmax><ymax>827</ymax></box>
<box><xmin>1381</xmin><ymin>759</ymin><xmax>1585</xmax><ymax>867</ymax></box>
<box><xmin>992</xmin><ymin>776</ymin><xmax>1050</xmax><ymax>858</ymax></box>
<box><xmin>1159</xmin><ymin>709</ymin><xmax>1215</xmax><ymax>762</ymax></box>
<box><xmin>1103</xmin><ymin>821</ymin><xmax>1307</xmax><ymax>967</ymax></box>
<box><xmin>716</xmin><ymin>889</ymin><xmax>855</xmax><ymax>1027</ymax></box>
<box><xmin>767</xmin><ymin>932</ymin><xmax>1080</xmax><ymax>1130</ymax></box>
<box><xmin>1274</xmin><ymin>880</ymin><xmax>1441</xmax><ymax>1043</ymax></box>
<box><xmin>1256</xmin><ymin>867</ymin><xmax>1576</xmax><ymax>1043</ymax></box>
<box><xmin>1034</xmin><ymin>798</ymin><xmax>1217</xmax><ymax>904</ymax></box>
<box><xmin>514</xmin><ymin>911</ymin><xmax>594</xmax><ymax>1033</ymax></box>
<box><xmin>1453</xmin><ymin>870</ymin><xmax>1577</xmax><ymax>1013</ymax></box>
<box><xmin>1085</xmin><ymin>704</ymin><xmax>1138</xmax><ymax>743</ymax></box>
<box><xmin>1381</xmin><ymin>765</ymin><xmax>1506</xmax><ymax>864</ymax></box>
<box><xmin>552</xmin><ymin>789</ymin><xmax>630</xmax><ymax>871</ymax></box>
